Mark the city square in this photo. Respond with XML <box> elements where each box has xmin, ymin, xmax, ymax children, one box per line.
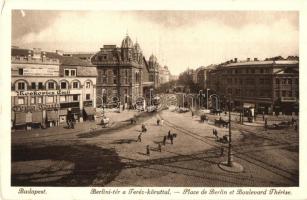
<box><xmin>8</xmin><ymin>10</ymin><xmax>299</xmax><ymax>188</ymax></box>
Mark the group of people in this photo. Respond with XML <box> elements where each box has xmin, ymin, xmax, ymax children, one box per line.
<box><xmin>156</xmin><ymin>118</ymin><xmax>164</xmax><ymax>126</ymax></box>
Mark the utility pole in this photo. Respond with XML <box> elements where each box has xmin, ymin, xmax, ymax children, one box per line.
<box><xmin>228</xmin><ymin>94</ymin><xmax>233</xmax><ymax>167</ymax></box>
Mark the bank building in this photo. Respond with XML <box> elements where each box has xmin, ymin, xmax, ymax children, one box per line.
<box><xmin>11</xmin><ymin>48</ymin><xmax>97</xmax><ymax>130</ymax></box>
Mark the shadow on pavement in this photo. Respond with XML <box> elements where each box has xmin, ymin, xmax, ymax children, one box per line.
<box><xmin>11</xmin><ymin>144</ymin><xmax>125</xmax><ymax>186</ymax></box>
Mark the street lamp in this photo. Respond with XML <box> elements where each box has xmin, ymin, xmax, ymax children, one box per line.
<box><xmin>206</xmin><ymin>88</ymin><xmax>210</xmax><ymax>110</ymax></box>
<box><xmin>218</xmin><ymin>93</ymin><xmax>243</xmax><ymax>172</ymax></box>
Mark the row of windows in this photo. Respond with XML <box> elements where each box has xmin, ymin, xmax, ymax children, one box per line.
<box><xmin>275</xmin><ymin>78</ymin><xmax>298</xmax><ymax>85</ymax></box>
<box><xmin>100</xmin><ymin>69</ymin><xmax>140</xmax><ymax>84</ymax></box>
<box><xmin>16</xmin><ymin>94</ymin><xmax>91</xmax><ymax>105</ymax></box>
<box><xmin>14</xmin><ymin>80</ymin><xmax>92</xmax><ymax>91</ymax></box>
<box><xmin>18</xmin><ymin>68</ymin><xmax>77</xmax><ymax>77</ymax></box>
<box><xmin>226</xmin><ymin>78</ymin><xmax>271</xmax><ymax>85</ymax></box>
<box><xmin>275</xmin><ymin>90</ymin><xmax>299</xmax><ymax>98</ymax></box>
<box><xmin>226</xmin><ymin>68</ymin><xmax>270</xmax><ymax>74</ymax></box>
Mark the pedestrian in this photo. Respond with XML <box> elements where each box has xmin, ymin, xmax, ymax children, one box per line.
<box><xmin>67</xmin><ymin>108</ymin><xmax>75</xmax><ymax>129</ymax></box>
<box><xmin>294</xmin><ymin>122</ymin><xmax>298</xmax><ymax>132</ymax></box>
<box><xmin>137</xmin><ymin>133</ymin><xmax>142</xmax><ymax>142</ymax></box>
<box><xmin>264</xmin><ymin>118</ymin><xmax>268</xmax><ymax>130</ymax></box>
<box><xmin>158</xmin><ymin>143</ymin><xmax>162</xmax><ymax>152</ymax></box>
<box><xmin>170</xmin><ymin>134</ymin><xmax>174</xmax><ymax>144</ymax></box>
<box><xmin>161</xmin><ymin>119</ymin><xmax>164</xmax><ymax>126</ymax></box>
<box><xmin>220</xmin><ymin>147</ymin><xmax>224</xmax><ymax>157</ymax></box>
<box><xmin>157</xmin><ymin>119</ymin><xmax>160</xmax><ymax>126</ymax></box>
<box><xmin>191</xmin><ymin>111</ymin><xmax>194</xmax><ymax>118</ymax></box>
<box><xmin>262</xmin><ymin>112</ymin><xmax>265</xmax><ymax>121</ymax></box>
<box><xmin>168</xmin><ymin>130</ymin><xmax>171</xmax><ymax>139</ymax></box>
<box><xmin>291</xmin><ymin>117</ymin><xmax>295</xmax><ymax>127</ymax></box>
<box><xmin>163</xmin><ymin>136</ymin><xmax>167</xmax><ymax>145</ymax></box>
<box><xmin>146</xmin><ymin>145</ymin><xmax>150</xmax><ymax>156</ymax></box>
<box><xmin>141</xmin><ymin>124</ymin><xmax>147</xmax><ymax>132</ymax></box>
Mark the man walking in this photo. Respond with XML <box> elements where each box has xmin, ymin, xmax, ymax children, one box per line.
<box><xmin>168</xmin><ymin>130</ymin><xmax>171</xmax><ymax>139</ymax></box>
<box><xmin>137</xmin><ymin>133</ymin><xmax>142</xmax><ymax>142</ymax></box>
<box><xmin>158</xmin><ymin>143</ymin><xmax>162</xmax><ymax>152</ymax></box>
<box><xmin>163</xmin><ymin>136</ymin><xmax>167</xmax><ymax>145</ymax></box>
<box><xmin>264</xmin><ymin>118</ymin><xmax>268</xmax><ymax>130</ymax></box>
<box><xmin>220</xmin><ymin>147</ymin><xmax>224</xmax><ymax>157</ymax></box>
<box><xmin>146</xmin><ymin>145</ymin><xmax>150</xmax><ymax>156</ymax></box>
<box><xmin>157</xmin><ymin>119</ymin><xmax>160</xmax><ymax>126</ymax></box>
<box><xmin>170</xmin><ymin>134</ymin><xmax>174</xmax><ymax>144</ymax></box>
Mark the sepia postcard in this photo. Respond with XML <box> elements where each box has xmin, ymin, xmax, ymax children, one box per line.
<box><xmin>1</xmin><ymin>0</ymin><xmax>307</xmax><ymax>199</ymax></box>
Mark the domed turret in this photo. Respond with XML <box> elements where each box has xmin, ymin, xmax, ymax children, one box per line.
<box><xmin>149</xmin><ymin>54</ymin><xmax>157</xmax><ymax>63</ymax></box>
<box><xmin>121</xmin><ymin>35</ymin><xmax>134</xmax><ymax>48</ymax></box>
<box><xmin>134</xmin><ymin>42</ymin><xmax>142</xmax><ymax>53</ymax></box>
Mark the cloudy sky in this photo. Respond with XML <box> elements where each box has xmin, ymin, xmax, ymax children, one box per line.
<box><xmin>12</xmin><ymin>10</ymin><xmax>298</xmax><ymax>75</ymax></box>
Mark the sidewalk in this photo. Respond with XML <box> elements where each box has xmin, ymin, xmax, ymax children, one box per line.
<box><xmin>11</xmin><ymin>110</ymin><xmax>140</xmax><ymax>144</ymax></box>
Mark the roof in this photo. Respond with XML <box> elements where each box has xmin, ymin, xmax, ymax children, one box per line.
<box><xmin>226</xmin><ymin>60</ymin><xmax>274</xmax><ymax>67</ymax></box>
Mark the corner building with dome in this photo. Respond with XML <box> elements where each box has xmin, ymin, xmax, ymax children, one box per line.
<box><xmin>91</xmin><ymin>35</ymin><xmax>161</xmax><ymax>108</ymax></box>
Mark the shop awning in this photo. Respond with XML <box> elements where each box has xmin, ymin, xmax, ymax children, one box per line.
<box><xmin>47</xmin><ymin>111</ymin><xmax>58</xmax><ymax>121</ymax></box>
<box><xmin>32</xmin><ymin>111</ymin><xmax>43</xmax><ymax>123</ymax></box>
<box><xmin>59</xmin><ymin>109</ymin><xmax>67</xmax><ymax>116</ymax></box>
<box><xmin>84</xmin><ymin>107</ymin><xmax>95</xmax><ymax>116</ymax></box>
<box><xmin>15</xmin><ymin>112</ymin><xmax>27</xmax><ymax>125</ymax></box>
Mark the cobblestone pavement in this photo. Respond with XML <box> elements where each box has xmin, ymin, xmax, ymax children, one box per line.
<box><xmin>11</xmin><ymin>109</ymin><xmax>298</xmax><ymax>187</ymax></box>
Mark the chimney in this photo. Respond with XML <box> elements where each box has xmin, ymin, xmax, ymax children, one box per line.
<box><xmin>247</xmin><ymin>58</ymin><xmax>250</xmax><ymax>62</ymax></box>
<box><xmin>230</xmin><ymin>59</ymin><xmax>233</xmax><ymax>63</ymax></box>
<box><xmin>254</xmin><ymin>57</ymin><xmax>258</xmax><ymax>61</ymax></box>
<box><xmin>234</xmin><ymin>58</ymin><xmax>238</xmax><ymax>63</ymax></box>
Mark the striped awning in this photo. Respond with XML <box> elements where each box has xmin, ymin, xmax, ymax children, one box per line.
<box><xmin>32</xmin><ymin>111</ymin><xmax>43</xmax><ymax>123</ymax></box>
<box><xmin>15</xmin><ymin>112</ymin><xmax>27</xmax><ymax>125</ymax></box>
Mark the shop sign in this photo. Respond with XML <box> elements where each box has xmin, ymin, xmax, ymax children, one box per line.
<box><xmin>281</xmin><ymin>97</ymin><xmax>297</xmax><ymax>102</ymax></box>
<box><xmin>12</xmin><ymin>103</ymin><xmax>60</xmax><ymax>112</ymax></box>
<box><xmin>15</xmin><ymin>90</ymin><xmax>71</xmax><ymax>96</ymax></box>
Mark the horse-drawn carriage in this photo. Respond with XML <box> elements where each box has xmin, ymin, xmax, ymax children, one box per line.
<box><xmin>214</xmin><ymin>118</ymin><xmax>229</xmax><ymax>128</ymax></box>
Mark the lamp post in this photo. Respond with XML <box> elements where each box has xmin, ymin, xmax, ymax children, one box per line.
<box><xmin>227</xmin><ymin>94</ymin><xmax>233</xmax><ymax>167</ymax></box>
<box><xmin>206</xmin><ymin>88</ymin><xmax>210</xmax><ymax>110</ymax></box>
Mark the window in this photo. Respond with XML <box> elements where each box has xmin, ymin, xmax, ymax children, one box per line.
<box><xmin>282</xmin><ymin>79</ymin><xmax>287</xmax><ymax>84</ymax></box>
<box><xmin>72</xmin><ymin>81</ymin><xmax>79</xmax><ymax>89</ymax></box>
<box><xmin>48</xmin><ymin>82</ymin><xmax>55</xmax><ymax>89</ymax></box>
<box><xmin>265</xmin><ymin>69</ymin><xmax>270</xmax><ymax>73</ymax></box>
<box><xmin>18</xmin><ymin>68</ymin><xmax>23</xmax><ymax>75</ymax></box>
<box><xmin>86</xmin><ymin>94</ymin><xmax>90</xmax><ymax>100</ymax></box>
<box><xmin>17</xmin><ymin>82</ymin><xmax>25</xmax><ymax>90</ymax></box>
<box><xmin>275</xmin><ymin>79</ymin><xmax>280</xmax><ymax>84</ymax></box>
<box><xmin>61</xmin><ymin>82</ymin><xmax>67</xmax><ymax>89</ymax></box>
<box><xmin>287</xmin><ymin>91</ymin><xmax>292</xmax><ymax>97</ymax></box>
<box><xmin>260</xmin><ymin>69</ymin><xmax>264</xmax><ymax>73</ymax></box>
<box><xmin>251</xmin><ymin>69</ymin><xmax>255</xmax><ymax>74</ymax></box>
<box><xmin>31</xmin><ymin>82</ymin><xmax>36</xmax><ymax>90</ymax></box>
<box><xmin>37</xmin><ymin>97</ymin><xmax>42</xmax><ymax>104</ymax></box>
<box><xmin>288</xmin><ymin>79</ymin><xmax>292</xmax><ymax>84</ymax></box>
<box><xmin>275</xmin><ymin>90</ymin><xmax>279</xmax><ymax>98</ymax></box>
<box><xmin>64</xmin><ymin>69</ymin><xmax>76</xmax><ymax>77</ymax></box>
<box><xmin>17</xmin><ymin>97</ymin><xmax>25</xmax><ymax>105</ymax></box>
<box><xmin>282</xmin><ymin>90</ymin><xmax>286</xmax><ymax>97</ymax></box>
<box><xmin>30</xmin><ymin>97</ymin><xmax>36</xmax><ymax>104</ymax></box>
<box><xmin>295</xmin><ymin>79</ymin><xmax>298</xmax><ymax>85</ymax></box>
<box><xmin>71</xmin><ymin>70</ymin><xmax>76</xmax><ymax>76</ymax></box>
<box><xmin>38</xmin><ymin>82</ymin><xmax>43</xmax><ymax>89</ymax></box>
<box><xmin>60</xmin><ymin>96</ymin><xmax>67</xmax><ymax>102</ymax></box>
<box><xmin>113</xmin><ymin>69</ymin><xmax>117</xmax><ymax>84</ymax></box>
<box><xmin>46</xmin><ymin>96</ymin><xmax>54</xmax><ymax>103</ymax></box>
<box><xmin>86</xmin><ymin>82</ymin><xmax>91</xmax><ymax>88</ymax></box>
<box><xmin>101</xmin><ymin>70</ymin><xmax>107</xmax><ymax>84</ymax></box>
<box><xmin>73</xmin><ymin>94</ymin><xmax>79</xmax><ymax>101</ymax></box>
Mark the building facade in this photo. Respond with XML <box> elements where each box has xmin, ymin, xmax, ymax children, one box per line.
<box><xmin>91</xmin><ymin>35</ymin><xmax>157</xmax><ymax>108</ymax></box>
<box><xmin>207</xmin><ymin>57</ymin><xmax>299</xmax><ymax>114</ymax></box>
<box><xmin>11</xmin><ymin>48</ymin><xmax>97</xmax><ymax>129</ymax></box>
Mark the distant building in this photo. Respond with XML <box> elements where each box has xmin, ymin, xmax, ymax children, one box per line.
<box><xmin>159</xmin><ymin>65</ymin><xmax>170</xmax><ymax>84</ymax></box>
<box><xmin>11</xmin><ymin>47</ymin><xmax>97</xmax><ymax>129</ymax></box>
<box><xmin>207</xmin><ymin>57</ymin><xmax>299</xmax><ymax>114</ymax></box>
<box><xmin>170</xmin><ymin>74</ymin><xmax>179</xmax><ymax>81</ymax></box>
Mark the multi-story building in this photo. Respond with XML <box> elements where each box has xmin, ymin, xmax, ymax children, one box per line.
<box><xmin>207</xmin><ymin>57</ymin><xmax>299</xmax><ymax>114</ymax></box>
<box><xmin>158</xmin><ymin>65</ymin><xmax>170</xmax><ymax>84</ymax></box>
<box><xmin>91</xmin><ymin>35</ymin><xmax>158</xmax><ymax>108</ymax></box>
<box><xmin>11</xmin><ymin>47</ymin><xmax>97</xmax><ymax>129</ymax></box>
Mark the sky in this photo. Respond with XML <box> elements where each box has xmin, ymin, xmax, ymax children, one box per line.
<box><xmin>12</xmin><ymin>10</ymin><xmax>299</xmax><ymax>75</ymax></box>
